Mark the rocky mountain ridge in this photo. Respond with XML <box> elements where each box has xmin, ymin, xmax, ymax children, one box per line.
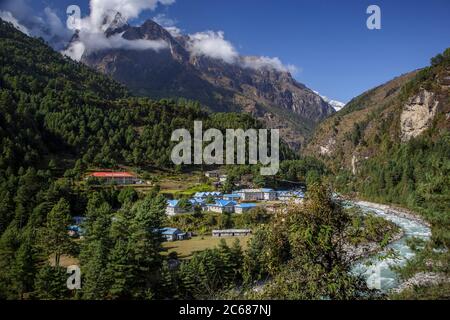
<box><xmin>74</xmin><ymin>16</ymin><xmax>335</xmax><ymax>150</ymax></box>
<box><xmin>305</xmin><ymin>49</ymin><xmax>450</xmax><ymax>174</ymax></box>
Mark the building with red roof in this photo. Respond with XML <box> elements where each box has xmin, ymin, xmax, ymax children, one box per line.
<box><xmin>89</xmin><ymin>172</ymin><xmax>139</xmax><ymax>185</ymax></box>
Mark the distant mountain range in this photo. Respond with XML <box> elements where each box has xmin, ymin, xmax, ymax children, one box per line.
<box><xmin>68</xmin><ymin>14</ymin><xmax>335</xmax><ymax>150</ymax></box>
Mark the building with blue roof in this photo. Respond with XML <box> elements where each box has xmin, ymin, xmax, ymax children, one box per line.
<box><xmin>189</xmin><ymin>198</ymin><xmax>206</xmax><ymax>206</ymax></box>
<box><xmin>235</xmin><ymin>188</ymin><xmax>277</xmax><ymax>201</ymax></box>
<box><xmin>194</xmin><ymin>191</ymin><xmax>223</xmax><ymax>199</ymax></box>
<box><xmin>68</xmin><ymin>225</ymin><xmax>84</xmax><ymax>238</ymax></box>
<box><xmin>194</xmin><ymin>192</ymin><xmax>205</xmax><ymax>198</ymax></box>
<box><xmin>159</xmin><ymin>227</ymin><xmax>188</xmax><ymax>242</ymax></box>
<box><xmin>166</xmin><ymin>199</ymin><xmax>188</xmax><ymax>216</ymax></box>
<box><xmin>222</xmin><ymin>194</ymin><xmax>241</xmax><ymax>201</ymax></box>
<box><xmin>205</xmin><ymin>200</ymin><xmax>235</xmax><ymax>214</ymax></box>
<box><xmin>167</xmin><ymin>200</ymin><xmax>179</xmax><ymax>207</ymax></box>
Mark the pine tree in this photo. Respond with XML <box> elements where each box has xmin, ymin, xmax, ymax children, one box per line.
<box><xmin>79</xmin><ymin>196</ymin><xmax>113</xmax><ymax>300</ymax></box>
<box><xmin>0</xmin><ymin>225</ymin><xmax>20</xmax><ymax>299</ymax></box>
<box><xmin>127</xmin><ymin>193</ymin><xmax>166</xmax><ymax>298</ymax></box>
<box><xmin>11</xmin><ymin>234</ymin><xmax>36</xmax><ymax>299</ymax></box>
<box><xmin>118</xmin><ymin>187</ymin><xmax>138</xmax><ymax>205</ymax></box>
<box><xmin>179</xmin><ymin>261</ymin><xmax>197</xmax><ymax>299</ymax></box>
<box><xmin>217</xmin><ymin>239</ymin><xmax>233</xmax><ymax>285</ymax></box>
<box><xmin>105</xmin><ymin>209</ymin><xmax>134</xmax><ymax>299</ymax></box>
<box><xmin>39</xmin><ymin>198</ymin><xmax>73</xmax><ymax>267</ymax></box>
<box><xmin>159</xmin><ymin>260</ymin><xmax>177</xmax><ymax>299</ymax></box>
<box><xmin>81</xmin><ymin>240</ymin><xmax>110</xmax><ymax>299</ymax></box>
<box><xmin>106</xmin><ymin>239</ymin><xmax>133</xmax><ymax>299</ymax></box>
<box><xmin>34</xmin><ymin>265</ymin><xmax>69</xmax><ymax>300</ymax></box>
<box><xmin>229</xmin><ymin>239</ymin><xmax>244</xmax><ymax>282</ymax></box>
<box><xmin>14</xmin><ymin>168</ymin><xmax>41</xmax><ymax>228</ymax></box>
<box><xmin>0</xmin><ymin>191</ymin><xmax>14</xmax><ymax>234</ymax></box>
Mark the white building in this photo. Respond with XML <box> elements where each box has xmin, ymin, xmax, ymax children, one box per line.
<box><xmin>205</xmin><ymin>200</ymin><xmax>235</xmax><ymax>214</ymax></box>
<box><xmin>166</xmin><ymin>200</ymin><xmax>187</xmax><ymax>216</ymax></box>
<box><xmin>235</xmin><ymin>188</ymin><xmax>277</xmax><ymax>201</ymax></box>
<box><xmin>212</xmin><ymin>229</ymin><xmax>252</xmax><ymax>237</ymax></box>
<box><xmin>262</xmin><ymin>188</ymin><xmax>277</xmax><ymax>201</ymax></box>
<box><xmin>222</xmin><ymin>194</ymin><xmax>241</xmax><ymax>201</ymax></box>
<box><xmin>160</xmin><ymin>228</ymin><xmax>188</xmax><ymax>242</ymax></box>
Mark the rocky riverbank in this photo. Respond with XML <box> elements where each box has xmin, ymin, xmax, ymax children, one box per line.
<box><xmin>352</xmin><ymin>200</ymin><xmax>450</xmax><ymax>294</ymax></box>
<box><xmin>250</xmin><ymin>199</ymin><xmax>434</xmax><ymax>296</ymax></box>
<box><xmin>392</xmin><ymin>272</ymin><xmax>450</xmax><ymax>294</ymax></box>
<box><xmin>344</xmin><ymin>228</ymin><xmax>405</xmax><ymax>262</ymax></box>
<box><xmin>354</xmin><ymin>200</ymin><xmax>430</xmax><ymax>228</ymax></box>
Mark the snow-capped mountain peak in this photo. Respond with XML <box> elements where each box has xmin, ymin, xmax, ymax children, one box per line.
<box><xmin>313</xmin><ymin>91</ymin><xmax>346</xmax><ymax>111</ymax></box>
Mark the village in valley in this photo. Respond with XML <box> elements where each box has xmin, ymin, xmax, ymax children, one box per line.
<box><xmin>69</xmin><ymin>169</ymin><xmax>305</xmax><ymax>256</ymax></box>
<box><xmin>1</xmin><ymin>0</ymin><xmax>449</xmax><ymax>301</ymax></box>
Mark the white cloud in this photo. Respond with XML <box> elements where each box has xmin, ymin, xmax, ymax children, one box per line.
<box><xmin>0</xmin><ymin>1</ymin><xmax>71</xmax><ymax>48</ymax></box>
<box><xmin>44</xmin><ymin>8</ymin><xmax>68</xmax><ymax>38</ymax></box>
<box><xmin>187</xmin><ymin>31</ymin><xmax>239</xmax><ymax>64</ymax></box>
<box><xmin>186</xmin><ymin>30</ymin><xmax>298</xmax><ymax>74</ymax></box>
<box><xmin>1</xmin><ymin>0</ymin><xmax>298</xmax><ymax>74</ymax></box>
<box><xmin>241</xmin><ymin>56</ymin><xmax>298</xmax><ymax>74</ymax></box>
<box><xmin>66</xmin><ymin>31</ymin><xmax>167</xmax><ymax>56</ymax></box>
<box><xmin>88</xmin><ymin>0</ymin><xmax>175</xmax><ymax>30</ymax></box>
<box><xmin>42</xmin><ymin>8</ymin><xmax>73</xmax><ymax>50</ymax></box>
<box><xmin>165</xmin><ymin>26</ymin><xmax>182</xmax><ymax>37</ymax></box>
<box><xmin>152</xmin><ymin>13</ymin><xmax>182</xmax><ymax>37</ymax></box>
<box><xmin>153</xmin><ymin>13</ymin><xmax>177</xmax><ymax>27</ymax></box>
<box><xmin>63</xmin><ymin>0</ymin><xmax>175</xmax><ymax>61</ymax></box>
<box><xmin>0</xmin><ymin>0</ymin><xmax>35</xmax><ymax>24</ymax></box>
<box><xmin>63</xmin><ymin>41</ymin><xmax>86</xmax><ymax>61</ymax></box>
<box><xmin>0</xmin><ymin>0</ymin><xmax>175</xmax><ymax>60</ymax></box>
<box><xmin>0</xmin><ymin>10</ymin><xmax>29</xmax><ymax>35</ymax></box>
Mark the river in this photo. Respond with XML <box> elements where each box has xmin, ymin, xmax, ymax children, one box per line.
<box><xmin>350</xmin><ymin>201</ymin><xmax>432</xmax><ymax>292</ymax></box>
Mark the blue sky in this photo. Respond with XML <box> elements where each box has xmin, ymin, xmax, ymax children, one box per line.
<box><xmin>14</xmin><ymin>0</ymin><xmax>450</xmax><ymax>102</ymax></box>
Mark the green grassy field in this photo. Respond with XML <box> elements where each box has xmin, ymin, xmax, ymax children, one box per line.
<box><xmin>154</xmin><ymin>171</ymin><xmax>215</xmax><ymax>197</ymax></box>
<box><xmin>163</xmin><ymin>235</ymin><xmax>251</xmax><ymax>259</ymax></box>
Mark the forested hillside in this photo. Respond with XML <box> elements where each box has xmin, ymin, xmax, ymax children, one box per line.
<box><xmin>0</xmin><ymin>20</ymin><xmax>358</xmax><ymax>300</ymax></box>
<box><xmin>0</xmin><ymin>19</ymin><xmax>299</xmax><ymax>299</ymax></box>
<box><xmin>306</xmin><ymin>49</ymin><xmax>450</xmax><ymax>298</ymax></box>
<box><xmin>1</xmin><ymin>17</ymin><xmax>447</xmax><ymax>300</ymax></box>
<box><xmin>307</xmin><ymin>48</ymin><xmax>449</xmax><ymax>236</ymax></box>
<box><xmin>7</xmin><ymin>18</ymin><xmax>300</xmax><ymax>172</ymax></box>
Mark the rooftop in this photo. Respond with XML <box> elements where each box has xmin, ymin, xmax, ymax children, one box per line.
<box><xmin>236</xmin><ymin>203</ymin><xmax>258</xmax><ymax>208</ymax></box>
<box><xmin>235</xmin><ymin>188</ymin><xmax>274</xmax><ymax>193</ymax></box>
<box><xmin>90</xmin><ymin>172</ymin><xmax>135</xmax><ymax>178</ymax></box>
<box><xmin>194</xmin><ymin>191</ymin><xmax>223</xmax><ymax>197</ymax></box>
<box><xmin>208</xmin><ymin>200</ymin><xmax>236</xmax><ymax>207</ymax></box>
<box><xmin>167</xmin><ymin>200</ymin><xmax>180</xmax><ymax>207</ymax></box>
<box><xmin>189</xmin><ymin>198</ymin><xmax>206</xmax><ymax>204</ymax></box>
<box><xmin>160</xmin><ymin>227</ymin><xmax>184</xmax><ymax>235</ymax></box>
<box><xmin>212</xmin><ymin>229</ymin><xmax>252</xmax><ymax>233</ymax></box>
